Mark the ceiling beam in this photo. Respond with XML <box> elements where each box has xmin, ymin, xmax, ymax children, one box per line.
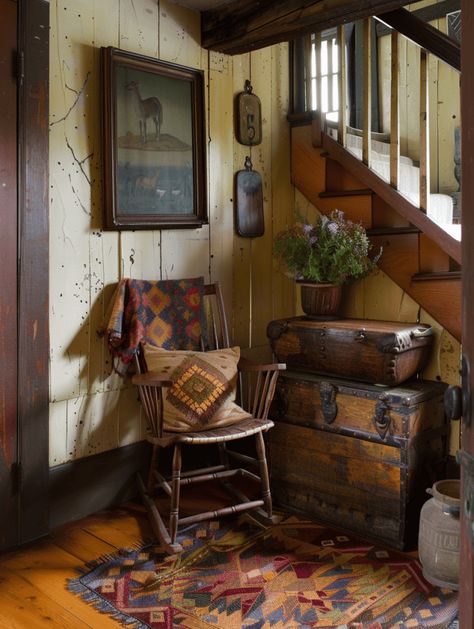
<box><xmin>376</xmin><ymin>0</ymin><xmax>460</xmax><ymax>38</ymax></box>
<box><xmin>202</xmin><ymin>0</ymin><xmax>419</xmax><ymax>54</ymax></box>
<box><xmin>376</xmin><ymin>8</ymin><xmax>460</xmax><ymax>71</ymax></box>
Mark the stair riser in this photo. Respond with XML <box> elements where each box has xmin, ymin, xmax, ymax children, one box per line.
<box><xmin>290</xmin><ymin>123</ymin><xmax>461</xmax><ymax>341</ymax></box>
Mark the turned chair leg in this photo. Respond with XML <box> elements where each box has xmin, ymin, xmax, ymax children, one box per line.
<box><xmin>147</xmin><ymin>444</ymin><xmax>159</xmax><ymax>494</ymax></box>
<box><xmin>255</xmin><ymin>431</ymin><xmax>272</xmax><ymax>519</ymax></box>
<box><xmin>218</xmin><ymin>443</ymin><xmax>230</xmax><ymax>469</ymax></box>
<box><xmin>169</xmin><ymin>444</ymin><xmax>182</xmax><ymax>545</ymax></box>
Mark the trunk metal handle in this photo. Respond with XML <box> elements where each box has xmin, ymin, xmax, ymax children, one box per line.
<box><xmin>411</xmin><ymin>327</ymin><xmax>433</xmax><ymax>338</ymax></box>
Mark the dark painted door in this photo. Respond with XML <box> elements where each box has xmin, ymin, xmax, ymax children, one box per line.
<box><xmin>0</xmin><ymin>0</ymin><xmax>18</xmax><ymax>551</ymax></box>
<box><xmin>460</xmin><ymin>0</ymin><xmax>474</xmax><ymax>625</ymax></box>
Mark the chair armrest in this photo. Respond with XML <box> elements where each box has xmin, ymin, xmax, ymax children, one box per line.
<box><xmin>132</xmin><ymin>373</ymin><xmax>174</xmax><ymax>387</ymax></box>
<box><xmin>238</xmin><ymin>357</ymin><xmax>286</xmax><ymax>372</ymax></box>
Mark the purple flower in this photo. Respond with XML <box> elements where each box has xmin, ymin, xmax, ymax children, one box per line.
<box><xmin>302</xmin><ymin>223</ymin><xmax>313</xmax><ymax>235</ymax></box>
<box><xmin>309</xmin><ymin>235</ymin><xmax>318</xmax><ymax>245</ymax></box>
<box><xmin>334</xmin><ymin>209</ymin><xmax>345</xmax><ymax>220</ymax></box>
<box><xmin>327</xmin><ymin>222</ymin><xmax>339</xmax><ymax>235</ymax></box>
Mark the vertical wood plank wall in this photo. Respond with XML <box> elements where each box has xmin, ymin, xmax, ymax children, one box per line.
<box><xmin>49</xmin><ymin>0</ymin><xmax>295</xmax><ymax>466</ymax></box>
<box><xmin>378</xmin><ymin>3</ymin><xmax>460</xmax><ymax>195</ymax></box>
<box><xmin>49</xmin><ymin>0</ymin><xmax>460</xmax><ymax>467</ymax></box>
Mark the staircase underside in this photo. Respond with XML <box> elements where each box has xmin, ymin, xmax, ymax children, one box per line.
<box><xmin>291</xmin><ymin>122</ymin><xmax>461</xmax><ymax>341</ymax></box>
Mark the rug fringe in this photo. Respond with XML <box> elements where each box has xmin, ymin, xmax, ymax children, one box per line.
<box><xmin>74</xmin><ymin>537</ymin><xmax>155</xmax><ymax>575</ymax></box>
<box><xmin>67</xmin><ymin>578</ymin><xmax>148</xmax><ymax>629</ymax></box>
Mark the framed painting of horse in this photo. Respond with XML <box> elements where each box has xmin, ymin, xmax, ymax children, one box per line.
<box><xmin>101</xmin><ymin>47</ymin><xmax>207</xmax><ymax>229</ymax></box>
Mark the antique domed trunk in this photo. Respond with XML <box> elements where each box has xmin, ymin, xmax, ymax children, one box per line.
<box><xmin>267</xmin><ymin>317</ymin><xmax>433</xmax><ymax>386</ymax></box>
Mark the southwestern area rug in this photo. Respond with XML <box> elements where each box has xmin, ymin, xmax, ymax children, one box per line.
<box><xmin>68</xmin><ymin>515</ymin><xmax>458</xmax><ymax>629</ymax></box>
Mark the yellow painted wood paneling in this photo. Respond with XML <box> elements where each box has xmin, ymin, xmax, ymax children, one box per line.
<box><xmin>208</xmin><ymin>52</ymin><xmax>234</xmax><ymax>314</ymax></box>
<box><xmin>49</xmin><ymin>1</ymin><xmax>295</xmax><ymax>464</ymax></box>
<box><xmin>159</xmin><ymin>0</ymin><xmax>211</xmax><ymax>284</ymax></box>
<box><xmin>49</xmin><ymin>0</ymin><xmax>459</xmax><ymax>466</ymax></box>
<box><xmin>119</xmin><ymin>0</ymin><xmax>159</xmax><ymax>56</ymax></box>
<box><xmin>271</xmin><ymin>43</ymin><xmax>295</xmax><ymax>322</ymax></box>
<box><xmin>249</xmin><ymin>47</ymin><xmax>274</xmax><ymax>351</ymax></box>
<box><xmin>232</xmin><ymin>53</ymin><xmax>252</xmax><ymax>348</ymax></box>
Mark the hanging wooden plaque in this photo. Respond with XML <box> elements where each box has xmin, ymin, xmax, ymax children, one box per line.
<box><xmin>235</xmin><ymin>80</ymin><xmax>262</xmax><ymax>146</ymax></box>
<box><xmin>234</xmin><ymin>156</ymin><xmax>264</xmax><ymax>238</ymax></box>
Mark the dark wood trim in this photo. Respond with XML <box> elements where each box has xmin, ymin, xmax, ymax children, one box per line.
<box><xmin>460</xmin><ymin>0</ymin><xmax>474</xmax><ymax>624</ymax></box>
<box><xmin>290</xmin><ymin>39</ymin><xmax>306</xmax><ymax>115</ymax></box>
<box><xmin>49</xmin><ymin>442</ymin><xmax>151</xmax><ymax>530</ymax></box>
<box><xmin>0</xmin><ymin>0</ymin><xmax>19</xmax><ymax>553</ymax></box>
<box><xmin>376</xmin><ymin>0</ymin><xmax>461</xmax><ymax>38</ymax></box>
<box><xmin>287</xmin><ymin>111</ymin><xmax>315</xmax><ymax>126</ymax></box>
<box><xmin>376</xmin><ymin>8</ymin><xmax>460</xmax><ymax>71</ymax></box>
<box><xmin>320</xmin><ymin>188</ymin><xmax>373</xmax><ymax>198</ymax></box>
<box><xmin>17</xmin><ymin>0</ymin><xmax>50</xmax><ymax>544</ymax></box>
<box><xmin>367</xmin><ymin>226</ymin><xmax>421</xmax><ymax>236</ymax></box>
<box><xmin>321</xmin><ymin>131</ymin><xmax>461</xmax><ymax>264</ymax></box>
<box><xmin>412</xmin><ymin>271</ymin><xmax>462</xmax><ymax>282</ymax></box>
<box><xmin>202</xmin><ymin>0</ymin><xmax>418</xmax><ymax>55</ymax></box>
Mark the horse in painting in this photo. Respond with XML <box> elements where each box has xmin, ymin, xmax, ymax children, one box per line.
<box><xmin>126</xmin><ymin>81</ymin><xmax>163</xmax><ymax>143</ymax></box>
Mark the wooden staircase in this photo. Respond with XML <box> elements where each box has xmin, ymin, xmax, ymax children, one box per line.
<box><xmin>290</xmin><ymin>119</ymin><xmax>461</xmax><ymax>341</ymax></box>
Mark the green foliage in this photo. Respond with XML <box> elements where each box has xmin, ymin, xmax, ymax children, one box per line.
<box><xmin>274</xmin><ymin>210</ymin><xmax>382</xmax><ymax>285</ymax></box>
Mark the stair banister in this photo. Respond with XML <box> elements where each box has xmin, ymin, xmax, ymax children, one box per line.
<box><xmin>363</xmin><ymin>17</ymin><xmax>372</xmax><ymax>167</ymax></box>
<box><xmin>337</xmin><ymin>24</ymin><xmax>347</xmax><ymax>147</ymax></box>
<box><xmin>390</xmin><ymin>31</ymin><xmax>400</xmax><ymax>189</ymax></box>
<box><xmin>420</xmin><ymin>48</ymin><xmax>430</xmax><ymax>214</ymax></box>
<box><xmin>315</xmin><ymin>31</ymin><xmax>322</xmax><ymax>113</ymax></box>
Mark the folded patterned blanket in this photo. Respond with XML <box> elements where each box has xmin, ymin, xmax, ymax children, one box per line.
<box><xmin>102</xmin><ymin>277</ymin><xmax>205</xmax><ymax>366</ymax></box>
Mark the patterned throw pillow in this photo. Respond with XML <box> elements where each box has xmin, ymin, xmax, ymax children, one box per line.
<box><xmin>142</xmin><ymin>345</ymin><xmax>252</xmax><ymax>432</ymax></box>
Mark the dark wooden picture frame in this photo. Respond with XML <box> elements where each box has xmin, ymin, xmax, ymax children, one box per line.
<box><xmin>101</xmin><ymin>47</ymin><xmax>207</xmax><ymax>230</ymax></box>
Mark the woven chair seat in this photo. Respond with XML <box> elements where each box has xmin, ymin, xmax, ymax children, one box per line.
<box><xmin>148</xmin><ymin>418</ymin><xmax>274</xmax><ymax>446</ymax></box>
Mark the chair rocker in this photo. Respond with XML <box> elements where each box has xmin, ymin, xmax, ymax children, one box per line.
<box><xmin>132</xmin><ymin>282</ymin><xmax>285</xmax><ymax>553</ymax></box>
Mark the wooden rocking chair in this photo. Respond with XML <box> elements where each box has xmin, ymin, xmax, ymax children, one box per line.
<box><xmin>132</xmin><ymin>282</ymin><xmax>285</xmax><ymax>553</ymax></box>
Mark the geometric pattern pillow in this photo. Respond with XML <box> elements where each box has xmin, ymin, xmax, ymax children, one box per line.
<box><xmin>142</xmin><ymin>345</ymin><xmax>252</xmax><ymax>432</ymax></box>
<box><xmin>167</xmin><ymin>355</ymin><xmax>230</xmax><ymax>425</ymax></box>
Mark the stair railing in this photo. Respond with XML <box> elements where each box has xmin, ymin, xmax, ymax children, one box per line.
<box><xmin>299</xmin><ymin>16</ymin><xmax>460</xmax><ymax>239</ymax></box>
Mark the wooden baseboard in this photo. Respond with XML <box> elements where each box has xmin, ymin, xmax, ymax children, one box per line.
<box><xmin>49</xmin><ymin>441</ymin><xmax>151</xmax><ymax>530</ymax></box>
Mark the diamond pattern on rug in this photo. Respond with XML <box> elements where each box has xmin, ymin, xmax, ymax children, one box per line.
<box><xmin>68</xmin><ymin>516</ymin><xmax>458</xmax><ymax>629</ymax></box>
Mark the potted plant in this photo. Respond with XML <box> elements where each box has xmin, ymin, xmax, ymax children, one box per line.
<box><xmin>274</xmin><ymin>210</ymin><xmax>381</xmax><ymax>316</ymax></box>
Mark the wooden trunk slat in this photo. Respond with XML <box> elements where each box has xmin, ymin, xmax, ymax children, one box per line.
<box><xmin>272</xmin><ymin>371</ymin><xmax>447</xmax><ymax>444</ymax></box>
<box><xmin>274</xmin><ymin>483</ymin><xmax>402</xmax><ymax>545</ymax></box>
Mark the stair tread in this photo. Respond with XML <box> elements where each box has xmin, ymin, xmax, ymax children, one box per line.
<box><xmin>320</xmin><ymin>188</ymin><xmax>373</xmax><ymax>198</ymax></box>
<box><xmin>367</xmin><ymin>226</ymin><xmax>421</xmax><ymax>236</ymax></box>
<box><xmin>412</xmin><ymin>271</ymin><xmax>461</xmax><ymax>282</ymax></box>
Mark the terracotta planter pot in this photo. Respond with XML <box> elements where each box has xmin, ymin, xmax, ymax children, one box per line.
<box><xmin>298</xmin><ymin>282</ymin><xmax>342</xmax><ymax>317</ymax></box>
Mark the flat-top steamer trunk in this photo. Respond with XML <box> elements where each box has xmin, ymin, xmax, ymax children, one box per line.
<box><xmin>269</xmin><ymin>371</ymin><xmax>449</xmax><ymax>549</ymax></box>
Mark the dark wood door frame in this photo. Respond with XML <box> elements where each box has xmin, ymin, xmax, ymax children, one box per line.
<box><xmin>0</xmin><ymin>0</ymin><xmax>19</xmax><ymax>551</ymax></box>
<box><xmin>460</xmin><ymin>0</ymin><xmax>474</xmax><ymax>625</ymax></box>
<box><xmin>15</xmin><ymin>0</ymin><xmax>49</xmax><ymax>547</ymax></box>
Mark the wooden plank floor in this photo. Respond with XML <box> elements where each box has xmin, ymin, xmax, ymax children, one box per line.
<box><xmin>0</xmin><ymin>481</ymin><xmax>252</xmax><ymax>628</ymax></box>
<box><xmin>0</xmin><ymin>503</ymin><xmax>154</xmax><ymax>629</ymax></box>
<box><xmin>0</xmin><ymin>485</ymin><xmax>422</xmax><ymax>628</ymax></box>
